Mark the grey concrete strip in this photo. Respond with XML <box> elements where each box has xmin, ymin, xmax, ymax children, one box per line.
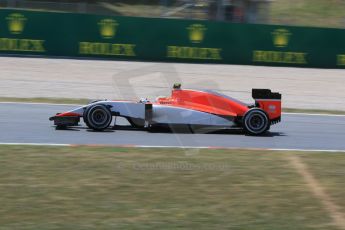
<box><xmin>0</xmin><ymin>103</ymin><xmax>344</xmax><ymax>150</ymax></box>
<box><xmin>1</xmin><ymin>56</ymin><xmax>344</xmax><ymax>110</ymax></box>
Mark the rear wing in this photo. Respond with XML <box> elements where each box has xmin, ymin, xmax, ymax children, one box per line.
<box><xmin>252</xmin><ymin>89</ymin><xmax>282</xmax><ymax>124</ymax></box>
<box><xmin>252</xmin><ymin>89</ymin><xmax>281</xmax><ymax>100</ymax></box>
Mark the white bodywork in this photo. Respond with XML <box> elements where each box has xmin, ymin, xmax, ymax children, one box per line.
<box><xmin>66</xmin><ymin>100</ymin><xmax>235</xmax><ymax>127</ymax></box>
<box><xmin>152</xmin><ymin>105</ymin><xmax>233</xmax><ymax>126</ymax></box>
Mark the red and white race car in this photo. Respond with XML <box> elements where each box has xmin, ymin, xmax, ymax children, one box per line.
<box><xmin>49</xmin><ymin>84</ymin><xmax>281</xmax><ymax>135</ymax></box>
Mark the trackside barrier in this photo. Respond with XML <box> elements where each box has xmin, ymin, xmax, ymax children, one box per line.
<box><xmin>0</xmin><ymin>9</ymin><xmax>345</xmax><ymax>68</ymax></box>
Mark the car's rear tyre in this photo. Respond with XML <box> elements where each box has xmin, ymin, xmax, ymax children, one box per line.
<box><xmin>83</xmin><ymin>104</ymin><xmax>112</xmax><ymax>131</ymax></box>
<box><xmin>243</xmin><ymin>108</ymin><xmax>270</xmax><ymax>135</ymax></box>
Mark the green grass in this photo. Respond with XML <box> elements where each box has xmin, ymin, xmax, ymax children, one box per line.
<box><xmin>270</xmin><ymin>0</ymin><xmax>345</xmax><ymax>28</ymax></box>
<box><xmin>1</xmin><ymin>96</ymin><xmax>344</xmax><ymax>115</ymax></box>
<box><xmin>5</xmin><ymin>0</ymin><xmax>345</xmax><ymax>28</ymax></box>
<box><xmin>299</xmin><ymin>153</ymin><xmax>345</xmax><ymax>214</ymax></box>
<box><xmin>104</xmin><ymin>2</ymin><xmax>163</xmax><ymax>18</ymax></box>
<box><xmin>0</xmin><ymin>145</ymin><xmax>344</xmax><ymax>229</ymax></box>
<box><xmin>104</xmin><ymin>0</ymin><xmax>345</xmax><ymax>28</ymax></box>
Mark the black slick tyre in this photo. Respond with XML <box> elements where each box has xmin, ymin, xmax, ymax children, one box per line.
<box><xmin>243</xmin><ymin>108</ymin><xmax>270</xmax><ymax>135</ymax></box>
<box><xmin>83</xmin><ymin>104</ymin><xmax>112</xmax><ymax>131</ymax></box>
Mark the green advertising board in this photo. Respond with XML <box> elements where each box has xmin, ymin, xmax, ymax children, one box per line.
<box><xmin>0</xmin><ymin>9</ymin><xmax>345</xmax><ymax>68</ymax></box>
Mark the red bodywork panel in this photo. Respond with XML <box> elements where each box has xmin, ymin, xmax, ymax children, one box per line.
<box><xmin>155</xmin><ymin>89</ymin><xmax>282</xmax><ymax>121</ymax></box>
<box><xmin>155</xmin><ymin>89</ymin><xmax>249</xmax><ymax>117</ymax></box>
<box><xmin>256</xmin><ymin>100</ymin><xmax>281</xmax><ymax>120</ymax></box>
<box><xmin>56</xmin><ymin>112</ymin><xmax>81</xmax><ymax>117</ymax></box>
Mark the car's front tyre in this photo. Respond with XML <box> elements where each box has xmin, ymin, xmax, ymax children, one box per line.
<box><xmin>83</xmin><ymin>104</ymin><xmax>112</xmax><ymax>131</ymax></box>
<box><xmin>243</xmin><ymin>108</ymin><xmax>270</xmax><ymax>135</ymax></box>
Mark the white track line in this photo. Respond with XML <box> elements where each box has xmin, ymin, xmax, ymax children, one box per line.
<box><xmin>0</xmin><ymin>101</ymin><xmax>82</xmax><ymax>106</ymax></box>
<box><xmin>1</xmin><ymin>142</ymin><xmax>345</xmax><ymax>152</ymax></box>
<box><xmin>0</xmin><ymin>143</ymin><xmax>70</xmax><ymax>147</ymax></box>
<box><xmin>283</xmin><ymin>112</ymin><xmax>345</xmax><ymax>117</ymax></box>
<box><xmin>1</xmin><ymin>101</ymin><xmax>345</xmax><ymax>117</ymax></box>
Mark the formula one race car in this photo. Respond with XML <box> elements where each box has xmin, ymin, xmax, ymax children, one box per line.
<box><xmin>49</xmin><ymin>84</ymin><xmax>281</xmax><ymax>135</ymax></box>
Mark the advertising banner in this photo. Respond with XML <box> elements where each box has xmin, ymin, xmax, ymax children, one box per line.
<box><xmin>0</xmin><ymin>9</ymin><xmax>344</xmax><ymax>68</ymax></box>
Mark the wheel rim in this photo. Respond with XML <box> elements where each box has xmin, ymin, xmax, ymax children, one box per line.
<box><xmin>249</xmin><ymin>114</ymin><xmax>265</xmax><ymax>130</ymax></box>
<box><xmin>90</xmin><ymin>109</ymin><xmax>109</xmax><ymax>126</ymax></box>
<box><xmin>245</xmin><ymin>111</ymin><xmax>268</xmax><ymax>133</ymax></box>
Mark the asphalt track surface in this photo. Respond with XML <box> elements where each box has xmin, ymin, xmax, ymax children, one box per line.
<box><xmin>1</xmin><ymin>103</ymin><xmax>345</xmax><ymax>151</ymax></box>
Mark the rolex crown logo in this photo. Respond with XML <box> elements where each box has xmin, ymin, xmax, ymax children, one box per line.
<box><xmin>98</xmin><ymin>19</ymin><xmax>118</xmax><ymax>39</ymax></box>
<box><xmin>6</xmin><ymin>13</ymin><xmax>27</xmax><ymax>34</ymax></box>
<box><xmin>187</xmin><ymin>24</ymin><xmax>206</xmax><ymax>43</ymax></box>
<box><xmin>272</xmin><ymin>29</ymin><xmax>291</xmax><ymax>48</ymax></box>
